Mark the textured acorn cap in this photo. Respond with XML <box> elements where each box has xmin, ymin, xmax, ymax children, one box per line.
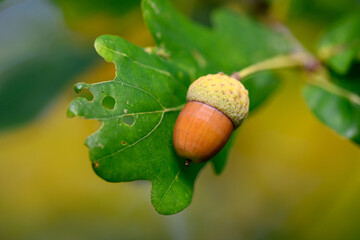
<box><xmin>186</xmin><ymin>73</ymin><xmax>249</xmax><ymax>128</ymax></box>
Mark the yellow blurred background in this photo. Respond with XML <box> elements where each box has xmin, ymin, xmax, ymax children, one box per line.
<box><xmin>1</xmin><ymin>0</ymin><xmax>359</xmax><ymax>239</ymax></box>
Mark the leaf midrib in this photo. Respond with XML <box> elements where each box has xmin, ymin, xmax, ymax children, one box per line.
<box><xmin>155</xmin><ymin>168</ymin><xmax>182</xmax><ymax>209</ymax></box>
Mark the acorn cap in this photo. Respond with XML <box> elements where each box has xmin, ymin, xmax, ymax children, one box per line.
<box><xmin>186</xmin><ymin>73</ymin><xmax>249</xmax><ymax>128</ymax></box>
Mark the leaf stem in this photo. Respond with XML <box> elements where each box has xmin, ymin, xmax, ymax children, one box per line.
<box><xmin>234</xmin><ymin>53</ymin><xmax>309</xmax><ymax>79</ymax></box>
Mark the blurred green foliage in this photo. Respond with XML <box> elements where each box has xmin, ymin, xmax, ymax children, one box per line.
<box><xmin>302</xmin><ymin>10</ymin><xmax>360</xmax><ymax>145</ymax></box>
<box><xmin>52</xmin><ymin>0</ymin><xmax>141</xmax><ymax>17</ymax></box>
<box><xmin>0</xmin><ymin>0</ymin><xmax>98</xmax><ymax>130</ymax></box>
<box><xmin>303</xmin><ymin>83</ymin><xmax>360</xmax><ymax>144</ymax></box>
<box><xmin>289</xmin><ymin>0</ymin><xmax>360</xmax><ymax>22</ymax></box>
<box><xmin>0</xmin><ymin>42</ymin><xmax>97</xmax><ymax>130</ymax></box>
<box><xmin>318</xmin><ymin>11</ymin><xmax>360</xmax><ymax>74</ymax></box>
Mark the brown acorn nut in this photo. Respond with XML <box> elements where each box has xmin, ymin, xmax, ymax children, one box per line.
<box><xmin>173</xmin><ymin>73</ymin><xmax>249</xmax><ymax>164</ymax></box>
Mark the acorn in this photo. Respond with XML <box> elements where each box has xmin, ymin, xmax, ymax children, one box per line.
<box><xmin>173</xmin><ymin>73</ymin><xmax>249</xmax><ymax>164</ymax></box>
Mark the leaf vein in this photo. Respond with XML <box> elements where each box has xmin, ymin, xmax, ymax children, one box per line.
<box><xmin>95</xmin><ymin>111</ymin><xmax>166</xmax><ymax>162</ymax></box>
<box><xmin>88</xmin><ymin>105</ymin><xmax>184</xmax><ymax>120</ymax></box>
<box><xmin>113</xmin><ymin>79</ymin><xmax>165</xmax><ymax>109</ymax></box>
<box><xmin>156</xmin><ymin>168</ymin><xmax>182</xmax><ymax>208</ymax></box>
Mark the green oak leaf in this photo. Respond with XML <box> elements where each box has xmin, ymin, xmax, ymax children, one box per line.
<box><xmin>68</xmin><ymin>36</ymin><xmax>199</xmax><ymax>215</ymax></box>
<box><xmin>318</xmin><ymin>11</ymin><xmax>360</xmax><ymax>75</ymax></box>
<box><xmin>303</xmin><ymin>71</ymin><xmax>360</xmax><ymax>145</ymax></box>
<box><xmin>68</xmin><ymin>0</ymin><xmax>291</xmax><ymax>214</ymax></box>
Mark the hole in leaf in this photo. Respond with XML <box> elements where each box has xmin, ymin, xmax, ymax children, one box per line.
<box><xmin>121</xmin><ymin>115</ymin><xmax>135</xmax><ymax>127</ymax></box>
<box><xmin>101</xmin><ymin>96</ymin><xmax>116</xmax><ymax>110</ymax></box>
<box><xmin>78</xmin><ymin>88</ymin><xmax>94</xmax><ymax>101</ymax></box>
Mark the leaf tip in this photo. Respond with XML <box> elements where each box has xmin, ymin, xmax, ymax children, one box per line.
<box><xmin>94</xmin><ymin>36</ymin><xmax>115</xmax><ymax>62</ymax></box>
<box><xmin>150</xmin><ymin>177</ymin><xmax>193</xmax><ymax>215</ymax></box>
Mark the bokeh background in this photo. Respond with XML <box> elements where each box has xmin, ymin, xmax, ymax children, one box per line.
<box><xmin>1</xmin><ymin>0</ymin><xmax>360</xmax><ymax>239</ymax></box>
